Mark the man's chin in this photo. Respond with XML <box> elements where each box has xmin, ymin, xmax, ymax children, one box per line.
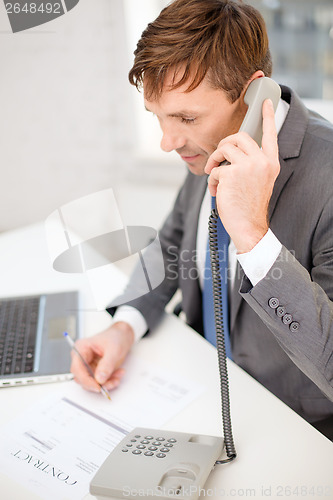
<box><xmin>179</xmin><ymin>154</ymin><xmax>206</xmax><ymax>175</ymax></box>
<box><xmin>186</xmin><ymin>162</ymin><xmax>206</xmax><ymax>176</ymax></box>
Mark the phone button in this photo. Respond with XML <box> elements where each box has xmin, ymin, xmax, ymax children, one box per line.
<box><xmin>156</xmin><ymin>453</ymin><xmax>166</xmax><ymax>458</ymax></box>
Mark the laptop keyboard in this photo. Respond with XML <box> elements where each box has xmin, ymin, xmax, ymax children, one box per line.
<box><xmin>0</xmin><ymin>297</ymin><xmax>40</xmax><ymax>376</ymax></box>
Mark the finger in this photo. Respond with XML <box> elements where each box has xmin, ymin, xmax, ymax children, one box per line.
<box><xmin>207</xmin><ymin>175</ymin><xmax>218</xmax><ymax>197</ymax></box>
<box><xmin>205</xmin><ymin>141</ymin><xmax>247</xmax><ymax>175</ymax></box>
<box><xmin>205</xmin><ymin>133</ymin><xmax>259</xmax><ymax>175</ymax></box>
<box><xmin>73</xmin><ymin>376</ymin><xmax>101</xmax><ymax>393</ymax></box>
<box><xmin>71</xmin><ymin>345</ymin><xmax>100</xmax><ymax>392</ymax></box>
<box><xmin>204</xmin><ymin>149</ymin><xmax>226</xmax><ymax>175</ymax></box>
<box><xmin>94</xmin><ymin>348</ymin><xmax>121</xmax><ymax>385</ymax></box>
<box><xmin>104</xmin><ymin>368</ymin><xmax>126</xmax><ymax>391</ymax></box>
<box><xmin>261</xmin><ymin>99</ymin><xmax>279</xmax><ymax>161</ymax></box>
<box><xmin>71</xmin><ymin>367</ymin><xmax>101</xmax><ymax>393</ymax></box>
<box><xmin>207</xmin><ymin>165</ymin><xmax>224</xmax><ymax>197</ymax></box>
<box><xmin>218</xmin><ymin>131</ymin><xmax>260</xmax><ymax>154</ymax></box>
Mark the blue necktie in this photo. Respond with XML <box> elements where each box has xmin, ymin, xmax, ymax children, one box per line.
<box><xmin>202</xmin><ymin>197</ymin><xmax>232</xmax><ymax>358</ymax></box>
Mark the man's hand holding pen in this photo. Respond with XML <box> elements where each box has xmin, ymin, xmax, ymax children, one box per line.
<box><xmin>69</xmin><ymin>322</ymin><xmax>134</xmax><ymax>395</ymax></box>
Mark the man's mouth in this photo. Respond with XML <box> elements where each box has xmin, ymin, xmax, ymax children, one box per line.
<box><xmin>179</xmin><ymin>154</ymin><xmax>200</xmax><ymax>162</ymax></box>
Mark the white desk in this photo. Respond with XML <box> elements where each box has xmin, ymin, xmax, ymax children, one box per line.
<box><xmin>0</xmin><ymin>223</ymin><xmax>333</xmax><ymax>500</ymax></box>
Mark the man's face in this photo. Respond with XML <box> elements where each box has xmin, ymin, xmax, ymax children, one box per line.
<box><xmin>144</xmin><ymin>73</ymin><xmax>248</xmax><ymax>175</ymax></box>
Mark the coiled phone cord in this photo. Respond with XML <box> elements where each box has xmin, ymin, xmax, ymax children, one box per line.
<box><xmin>208</xmin><ymin>207</ymin><xmax>237</xmax><ymax>464</ymax></box>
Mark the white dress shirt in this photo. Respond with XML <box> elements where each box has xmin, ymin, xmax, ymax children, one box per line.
<box><xmin>114</xmin><ymin>98</ymin><xmax>290</xmax><ymax>341</ymax></box>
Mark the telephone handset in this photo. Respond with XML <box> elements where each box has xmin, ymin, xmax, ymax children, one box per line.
<box><xmin>239</xmin><ymin>76</ymin><xmax>281</xmax><ymax>145</ymax></box>
<box><xmin>89</xmin><ymin>78</ymin><xmax>281</xmax><ymax>500</ymax></box>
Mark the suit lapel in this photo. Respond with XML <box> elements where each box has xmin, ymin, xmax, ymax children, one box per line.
<box><xmin>269</xmin><ymin>85</ymin><xmax>309</xmax><ymax>219</ymax></box>
<box><xmin>268</xmin><ymin>155</ymin><xmax>293</xmax><ymax>220</ymax></box>
<box><xmin>184</xmin><ymin>175</ymin><xmax>208</xmax><ymax>251</ymax></box>
<box><xmin>181</xmin><ymin>174</ymin><xmax>208</xmax><ymax>328</ymax></box>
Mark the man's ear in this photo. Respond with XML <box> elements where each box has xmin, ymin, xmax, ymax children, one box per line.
<box><xmin>240</xmin><ymin>70</ymin><xmax>265</xmax><ymax>101</ymax></box>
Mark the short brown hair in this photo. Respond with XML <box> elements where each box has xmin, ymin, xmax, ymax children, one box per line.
<box><xmin>129</xmin><ymin>0</ymin><xmax>272</xmax><ymax>102</ymax></box>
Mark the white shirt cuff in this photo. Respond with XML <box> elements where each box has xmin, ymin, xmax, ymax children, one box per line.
<box><xmin>112</xmin><ymin>306</ymin><xmax>148</xmax><ymax>342</ymax></box>
<box><xmin>236</xmin><ymin>229</ymin><xmax>282</xmax><ymax>287</ymax></box>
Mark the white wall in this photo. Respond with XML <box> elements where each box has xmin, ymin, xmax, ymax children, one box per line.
<box><xmin>303</xmin><ymin>99</ymin><xmax>333</xmax><ymax>123</ymax></box>
<box><xmin>0</xmin><ymin>1</ymin><xmax>132</xmax><ymax>231</ymax></box>
<box><xmin>0</xmin><ymin>0</ymin><xmax>124</xmax><ymax>230</ymax></box>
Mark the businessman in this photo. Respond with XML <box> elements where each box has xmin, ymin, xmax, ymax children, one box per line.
<box><xmin>71</xmin><ymin>0</ymin><xmax>333</xmax><ymax>439</ymax></box>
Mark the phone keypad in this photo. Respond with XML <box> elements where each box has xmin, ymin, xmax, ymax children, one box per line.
<box><xmin>121</xmin><ymin>433</ymin><xmax>177</xmax><ymax>459</ymax></box>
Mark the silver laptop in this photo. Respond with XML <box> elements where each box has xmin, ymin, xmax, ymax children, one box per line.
<box><xmin>0</xmin><ymin>290</ymin><xmax>81</xmax><ymax>387</ymax></box>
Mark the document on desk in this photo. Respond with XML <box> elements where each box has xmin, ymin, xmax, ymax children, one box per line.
<box><xmin>0</xmin><ymin>356</ymin><xmax>205</xmax><ymax>500</ymax></box>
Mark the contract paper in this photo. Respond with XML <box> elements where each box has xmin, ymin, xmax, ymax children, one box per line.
<box><xmin>0</xmin><ymin>356</ymin><xmax>205</xmax><ymax>500</ymax></box>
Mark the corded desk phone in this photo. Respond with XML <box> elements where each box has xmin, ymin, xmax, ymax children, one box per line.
<box><xmin>89</xmin><ymin>77</ymin><xmax>281</xmax><ymax>500</ymax></box>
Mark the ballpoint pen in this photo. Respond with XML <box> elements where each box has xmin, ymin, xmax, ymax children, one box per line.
<box><xmin>63</xmin><ymin>332</ymin><xmax>111</xmax><ymax>401</ymax></box>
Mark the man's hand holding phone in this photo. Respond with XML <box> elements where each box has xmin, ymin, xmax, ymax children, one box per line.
<box><xmin>205</xmin><ymin>99</ymin><xmax>280</xmax><ymax>254</ymax></box>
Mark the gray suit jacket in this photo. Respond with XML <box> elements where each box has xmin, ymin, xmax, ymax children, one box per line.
<box><xmin>109</xmin><ymin>86</ymin><xmax>333</xmax><ymax>424</ymax></box>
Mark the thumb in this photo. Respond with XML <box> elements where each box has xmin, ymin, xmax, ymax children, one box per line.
<box><xmin>95</xmin><ymin>352</ymin><xmax>117</xmax><ymax>384</ymax></box>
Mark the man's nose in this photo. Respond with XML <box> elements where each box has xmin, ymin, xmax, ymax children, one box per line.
<box><xmin>160</xmin><ymin>128</ymin><xmax>186</xmax><ymax>153</ymax></box>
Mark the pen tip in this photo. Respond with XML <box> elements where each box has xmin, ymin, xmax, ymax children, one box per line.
<box><xmin>63</xmin><ymin>332</ymin><xmax>68</xmax><ymax>337</ymax></box>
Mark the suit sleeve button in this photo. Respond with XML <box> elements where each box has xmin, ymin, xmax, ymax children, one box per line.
<box><xmin>276</xmin><ymin>306</ymin><xmax>286</xmax><ymax>318</ymax></box>
<box><xmin>282</xmin><ymin>313</ymin><xmax>293</xmax><ymax>325</ymax></box>
<box><xmin>268</xmin><ymin>297</ymin><xmax>279</xmax><ymax>309</ymax></box>
<box><xmin>289</xmin><ymin>321</ymin><xmax>300</xmax><ymax>332</ymax></box>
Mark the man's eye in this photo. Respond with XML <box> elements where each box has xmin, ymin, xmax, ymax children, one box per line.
<box><xmin>181</xmin><ymin>117</ymin><xmax>196</xmax><ymax>124</ymax></box>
